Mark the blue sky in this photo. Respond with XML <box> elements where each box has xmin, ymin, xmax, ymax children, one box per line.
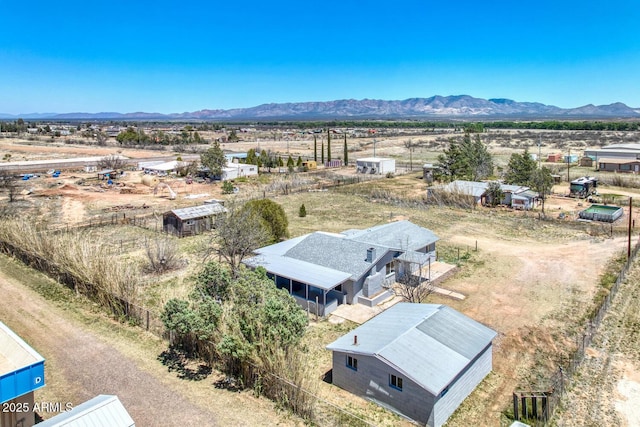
<box><xmin>1</xmin><ymin>0</ymin><xmax>639</xmax><ymax>114</ymax></box>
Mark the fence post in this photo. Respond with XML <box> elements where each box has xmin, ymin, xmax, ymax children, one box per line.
<box><xmin>513</xmin><ymin>393</ymin><xmax>519</xmax><ymax>421</ymax></box>
<box><xmin>146</xmin><ymin>310</ymin><xmax>150</xmax><ymax>331</ymax></box>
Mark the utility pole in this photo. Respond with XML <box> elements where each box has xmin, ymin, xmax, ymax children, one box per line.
<box><xmin>567</xmin><ymin>148</ymin><xmax>571</xmax><ymax>183</ymax></box>
<box><xmin>628</xmin><ymin>197</ymin><xmax>633</xmax><ymax>259</ymax></box>
<box><xmin>538</xmin><ymin>135</ymin><xmax>542</xmax><ymax>168</ymax></box>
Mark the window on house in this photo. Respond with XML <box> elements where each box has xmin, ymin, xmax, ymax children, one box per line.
<box><xmin>346</xmin><ymin>355</ymin><xmax>358</xmax><ymax>371</ymax></box>
<box><xmin>390</xmin><ymin>374</ymin><xmax>403</xmax><ymax>391</ymax></box>
<box><xmin>385</xmin><ymin>261</ymin><xmax>395</xmax><ymax>275</ymax></box>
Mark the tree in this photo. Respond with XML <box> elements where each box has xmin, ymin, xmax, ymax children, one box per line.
<box><xmin>222</xmin><ymin>180</ymin><xmax>235</xmax><ymax>194</ymax></box>
<box><xmin>435</xmin><ymin>132</ymin><xmax>493</xmax><ymax>182</ymax></box>
<box><xmin>485</xmin><ymin>181</ymin><xmax>504</xmax><ymax>207</ymax></box>
<box><xmin>393</xmin><ymin>257</ymin><xmax>434</xmax><ymax>303</ymax></box>
<box><xmin>200</xmin><ymin>141</ymin><xmax>226</xmax><ymax>177</ymax></box>
<box><xmin>530</xmin><ymin>167</ymin><xmax>554</xmax><ymax>216</ymax></box>
<box><xmin>296</xmin><ymin>156</ymin><xmax>303</xmax><ymax>168</ymax></box>
<box><xmin>286</xmin><ymin>155</ymin><xmax>294</xmax><ymax>168</ymax></box>
<box><xmin>212</xmin><ymin>203</ymin><xmax>270</xmax><ymax>273</ymax></box>
<box><xmin>246</xmin><ymin>148</ymin><xmax>257</xmax><ymax>165</ymax></box>
<box><xmin>243</xmin><ymin>199</ymin><xmax>289</xmax><ymax>243</ymax></box>
<box><xmin>321</xmin><ymin>141</ymin><xmax>325</xmax><ymax>164</ymax></box>
<box><xmin>313</xmin><ymin>135</ymin><xmax>317</xmax><ymax>162</ymax></box>
<box><xmin>298</xmin><ymin>204</ymin><xmax>306</xmax><ymax>217</ymax></box>
<box><xmin>505</xmin><ymin>148</ymin><xmax>537</xmax><ymax>185</ymax></box>
<box><xmin>327</xmin><ymin>129</ymin><xmax>332</xmax><ymax>162</ymax></box>
<box><xmin>228</xmin><ymin>129</ymin><xmax>239</xmax><ymax>142</ymax></box>
<box><xmin>343</xmin><ymin>134</ymin><xmax>348</xmax><ymax>165</ymax></box>
<box><xmin>0</xmin><ymin>171</ymin><xmax>19</xmax><ymax>204</ymax></box>
<box><xmin>97</xmin><ymin>154</ymin><xmax>126</xmax><ymax>170</ymax></box>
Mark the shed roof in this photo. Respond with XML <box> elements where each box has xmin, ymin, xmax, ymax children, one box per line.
<box><xmin>326</xmin><ymin>303</ymin><xmax>497</xmax><ymax>395</ymax></box>
<box><xmin>356</xmin><ymin>157</ymin><xmax>394</xmax><ymax>162</ymax></box>
<box><xmin>37</xmin><ymin>395</ymin><xmax>134</xmax><ymax>427</ymax></box>
<box><xmin>166</xmin><ymin>203</ymin><xmax>227</xmax><ymax>220</ymax></box>
<box><xmin>144</xmin><ymin>160</ymin><xmax>184</xmax><ymax>171</ymax></box>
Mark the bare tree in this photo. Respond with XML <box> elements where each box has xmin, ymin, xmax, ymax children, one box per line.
<box><xmin>0</xmin><ymin>171</ymin><xmax>19</xmax><ymax>203</ymax></box>
<box><xmin>97</xmin><ymin>154</ymin><xmax>127</xmax><ymax>170</ymax></box>
<box><xmin>392</xmin><ymin>255</ymin><xmax>434</xmax><ymax>303</ymax></box>
<box><xmin>210</xmin><ymin>202</ymin><xmax>270</xmax><ymax>274</ymax></box>
<box><xmin>144</xmin><ymin>237</ymin><xmax>183</xmax><ymax>274</ymax></box>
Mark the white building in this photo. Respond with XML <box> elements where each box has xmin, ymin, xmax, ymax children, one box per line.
<box><xmin>356</xmin><ymin>157</ymin><xmax>396</xmax><ymax>175</ymax></box>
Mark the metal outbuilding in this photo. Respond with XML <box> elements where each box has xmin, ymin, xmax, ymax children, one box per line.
<box><xmin>162</xmin><ymin>203</ymin><xmax>227</xmax><ymax>237</ymax></box>
<box><xmin>0</xmin><ymin>322</ymin><xmax>45</xmax><ymax>427</ymax></box>
<box><xmin>326</xmin><ymin>303</ymin><xmax>497</xmax><ymax>427</ymax></box>
<box><xmin>356</xmin><ymin>157</ymin><xmax>396</xmax><ymax>175</ymax></box>
<box><xmin>36</xmin><ymin>395</ymin><xmax>134</xmax><ymax>427</ymax></box>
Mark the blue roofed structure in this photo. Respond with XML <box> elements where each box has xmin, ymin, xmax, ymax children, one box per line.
<box><xmin>0</xmin><ymin>321</ymin><xmax>45</xmax><ymax>427</ymax></box>
<box><xmin>326</xmin><ymin>303</ymin><xmax>497</xmax><ymax>427</ymax></box>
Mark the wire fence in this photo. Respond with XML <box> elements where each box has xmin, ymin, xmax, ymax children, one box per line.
<box><xmin>513</xmin><ymin>235</ymin><xmax>640</xmax><ymax>425</ymax></box>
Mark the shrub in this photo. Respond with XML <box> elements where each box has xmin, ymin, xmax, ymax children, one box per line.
<box><xmin>298</xmin><ymin>204</ymin><xmax>307</xmax><ymax>217</ymax></box>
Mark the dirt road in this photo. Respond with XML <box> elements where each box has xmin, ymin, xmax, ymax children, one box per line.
<box><xmin>0</xmin><ymin>256</ymin><xmax>296</xmax><ymax>426</ymax></box>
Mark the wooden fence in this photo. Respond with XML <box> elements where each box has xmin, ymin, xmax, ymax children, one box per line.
<box><xmin>513</xmin><ymin>235</ymin><xmax>640</xmax><ymax>425</ymax></box>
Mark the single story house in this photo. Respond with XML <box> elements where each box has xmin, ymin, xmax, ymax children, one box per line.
<box><xmin>221</xmin><ymin>162</ymin><xmax>258</xmax><ymax>180</ymax></box>
<box><xmin>36</xmin><ymin>395</ymin><xmax>134</xmax><ymax>427</ymax></box>
<box><xmin>142</xmin><ymin>160</ymin><xmax>185</xmax><ymax>175</ymax></box>
<box><xmin>431</xmin><ymin>180</ymin><xmax>538</xmax><ymax>210</ymax></box>
<box><xmin>1</xmin><ymin>322</ymin><xmax>46</xmax><ymax>427</ymax></box>
<box><xmin>244</xmin><ymin>221</ymin><xmax>439</xmax><ymax>316</ymax></box>
<box><xmin>163</xmin><ymin>203</ymin><xmax>227</xmax><ymax>237</ymax></box>
<box><xmin>356</xmin><ymin>157</ymin><xmax>396</xmax><ymax>175</ymax></box>
<box><xmin>597</xmin><ymin>157</ymin><xmax>640</xmax><ymax>174</ymax></box>
<box><xmin>326</xmin><ymin>303</ymin><xmax>497</xmax><ymax>427</ymax></box>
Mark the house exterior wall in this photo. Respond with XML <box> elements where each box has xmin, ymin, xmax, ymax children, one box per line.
<box><xmin>331</xmin><ymin>351</ymin><xmax>436</xmax><ymax>425</ymax></box>
<box><xmin>432</xmin><ymin>344</ymin><xmax>493</xmax><ymax>427</ymax></box>
<box><xmin>332</xmin><ymin>343</ymin><xmax>493</xmax><ymax>427</ymax></box>
<box><xmin>598</xmin><ymin>161</ymin><xmax>640</xmax><ymax>173</ymax></box>
<box><xmin>163</xmin><ymin>214</ymin><xmax>216</xmax><ymax>237</ymax></box>
<box><xmin>350</xmin><ymin>251</ymin><xmax>396</xmax><ymax>302</ymax></box>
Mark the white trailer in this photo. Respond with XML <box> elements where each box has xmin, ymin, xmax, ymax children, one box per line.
<box><xmin>356</xmin><ymin>157</ymin><xmax>396</xmax><ymax>175</ymax></box>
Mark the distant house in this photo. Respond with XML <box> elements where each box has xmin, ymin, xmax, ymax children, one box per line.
<box><xmin>326</xmin><ymin>303</ymin><xmax>497</xmax><ymax>427</ymax></box>
<box><xmin>36</xmin><ymin>395</ymin><xmax>135</xmax><ymax>427</ymax></box>
<box><xmin>356</xmin><ymin>157</ymin><xmax>395</xmax><ymax>175</ymax></box>
<box><xmin>0</xmin><ymin>322</ymin><xmax>46</xmax><ymax>427</ymax></box>
<box><xmin>597</xmin><ymin>158</ymin><xmax>640</xmax><ymax>174</ymax></box>
<box><xmin>221</xmin><ymin>162</ymin><xmax>257</xmax><ymax>180</ymax></box>
<box><xmin>244</xmin><ymin>221</ymin><xmax>438</xmax><ymax>316</ymax></box>
<box><xmin>431</xmin><ymin>180</ymin><xmax>538</xmax><ymax>210</ymax></box>
<box><xmin>163</xmin><ymin>203</ymin><xmax>227</xmax><ymax>237</ymax></box>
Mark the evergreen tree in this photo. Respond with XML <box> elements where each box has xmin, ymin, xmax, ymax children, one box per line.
<box><xmin>313</xmin><ymin>135</ymin><xmax>317</xmax><ymax>162</ymax></box>
<box><xmin>505</xmin><ymin>148</ymin><xmax>537</xmax><ymax>185</ymax></box>
<box><xmin>321</xmin><ymin>141</ymin><xmax>325</xmax><ymax>164</ymax></box>
<box><xmin>298</xmin><ymin>204</ymin><xmax>307</xmax><ymax>218</ymax></box>
<box><xmin>343</xmin><ymin>134</ymin><xmax>348</xmax><ymax>165</ymax></box>
<box><xmin>327</xmin><ymin>129</ymin><xmax>332</xmax><ymax>162</ymax></box>
<box><xmin>435</xmin><ymin>132</ymin><xmax>493</xmax><ymax>182</ymax></box>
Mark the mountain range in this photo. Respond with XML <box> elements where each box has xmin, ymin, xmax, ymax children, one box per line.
<box><xmin>2</xmin><ymin>95</ymin><xmax>640</xmax><ymax>120</ymax></box>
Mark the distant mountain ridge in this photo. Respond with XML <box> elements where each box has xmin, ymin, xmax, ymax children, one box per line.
<box><xmin>3</xmin><ymin>95</ymin><xmax>640</xmax><ymax>120</ymax></box>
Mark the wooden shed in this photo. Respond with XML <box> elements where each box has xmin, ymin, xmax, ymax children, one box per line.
<box><xmin>163</xmin><ymin>203</ymin><xmax>227</xmax><ymax>237</ymax></box>
<box><xmin>546</xmin><ymin>153</ymin><xmax>563</xmax><ymax>163</ymax></box>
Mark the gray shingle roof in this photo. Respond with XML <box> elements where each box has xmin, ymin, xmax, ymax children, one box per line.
<box><xmin>326</xmin><ymin>303</ymin><xmax>497</xmax><ymax>395</ymax></box>
<box><xmin>284</xmin><ymin>232</ymin><xmax>387</xmax><ymax>279</ymax></box>
<box><xmin>344</xmin><ymin>220</ymin><xmax>439</xmax><ymax>251</ymax></box>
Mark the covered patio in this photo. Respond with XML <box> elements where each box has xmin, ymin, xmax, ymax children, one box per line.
<box><xmin>256</xmin><ymin>256</ymin><xmax>351</xmax><ymax>316</ymax></box>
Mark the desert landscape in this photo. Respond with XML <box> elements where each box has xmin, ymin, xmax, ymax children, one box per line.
<box><xmin>1</xmin><ymin>126</ymin><xmax>640</xmax><ymax>426</ymax></box>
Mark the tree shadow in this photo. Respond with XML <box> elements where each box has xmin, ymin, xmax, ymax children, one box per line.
<box><xmin>322</xmin><ymin>369</ymin><xmax>333</xmax><ymax>384</ymax></box>
<box><xmin>157</xmin><ymin>347</ymin><xmax>212</xmax><ymax>381</ymax></box>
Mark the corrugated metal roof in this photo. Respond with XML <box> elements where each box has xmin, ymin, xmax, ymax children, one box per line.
<box><xmin>345</xmin><ymin>220</ymin><xmax>439</xmax><ymax>251</ymax></box>
<box><xmin>245</xmin><ymin>254</ymin><xmax>351</xmax><ymax>290</ymax></box>
<box><xmin>167</xmin><ymin>203</ymin><xmax>227</xmax><ymax>220</ymax></box>
<box><xmin>326</xmin><ymin>303</ymin><xmax>497</xmax><ymax>395</ymax></box>
<box><xmin>597</xmin><ymin>157</ymin><xmax>640</xmax><ymax>164</ymax></box>
<box><xmin>37</xmin><ymin>395</ymin><xmax>135</xmax><ymax>427</ymax></box>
